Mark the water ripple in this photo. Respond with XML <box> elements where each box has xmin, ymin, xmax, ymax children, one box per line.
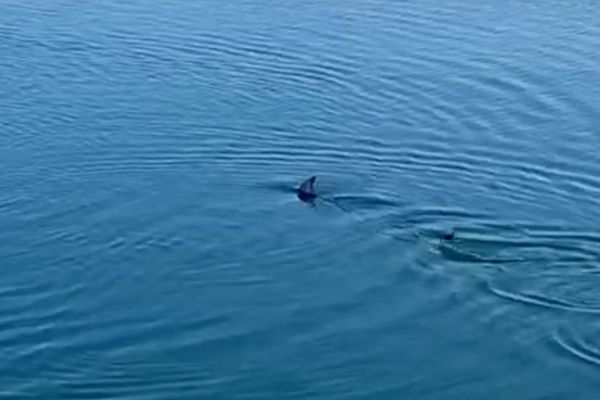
<box><xmin>2</xmin><ymin>0</ymin><xmax>600</xmax><ymax>397</ymax></box>
<box><xmin>552</xmin><ymin>325</ymin><xmax>600</xmax><ymax>368</ymax></box>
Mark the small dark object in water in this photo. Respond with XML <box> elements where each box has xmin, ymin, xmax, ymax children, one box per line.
<box><xmin>442</xmin><ymin>232</ymin><xmax>455</xmax><ymax>241</ymax></box>
<box><xmin>297</xmin><ymin>176</ymin><xmax>317</xmax><ymax>202</ymax></box>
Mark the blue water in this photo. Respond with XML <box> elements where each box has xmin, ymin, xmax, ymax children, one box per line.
<box><xmin>2</xmin><ymin>1</ymin><xmax>600</xmax><ymax>398</ymax></box>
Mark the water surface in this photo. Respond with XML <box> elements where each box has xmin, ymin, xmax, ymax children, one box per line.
<box><xmin>2</xmin><ymin>0</ymin><xmax>600</xmax><ymax>398</ymax></box>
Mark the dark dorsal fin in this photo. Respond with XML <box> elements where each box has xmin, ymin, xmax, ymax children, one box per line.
<box><xmin>298</xmin><ymin>176</ymin><xmax>317</xmax><ymax>196</ymax></box>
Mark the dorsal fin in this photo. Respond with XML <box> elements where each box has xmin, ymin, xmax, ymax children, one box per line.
<box><xmin>298</xmin><ymin>176</ymin><xmax>317</xmax><ymax>196</ymax></box>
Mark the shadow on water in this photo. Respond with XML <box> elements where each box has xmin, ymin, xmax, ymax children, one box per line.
<box><xmin>262</xmin><ymin>177</ymin><xmax>402</xmax><ymax>214</ymax></box>
<box><xmin>267</xmin><ymin>176</ymin><xmax>526</xmax><ymax>263</ymax></box>
<box><xmin>437</xmin><ymin>241</ymin><xmax>520</xmax><ymax>264</ymax></box>
<box><xmin>268</xmin><ymin>177</ymin><xmax>600</xmax><ymax>319</ymax></box>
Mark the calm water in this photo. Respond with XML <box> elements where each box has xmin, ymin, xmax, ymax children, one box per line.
<box><xmin>2</xmin><ymin>1</ymin><xmax>600</xmax><ymax>398</ymax></box>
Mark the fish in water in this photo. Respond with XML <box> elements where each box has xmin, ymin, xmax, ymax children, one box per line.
<box><xmin>295</xmin><ymin>176</ymin><xmax>456</xmax><ymax>242</ymax></box>
<box><xmin>297</xmin><ymin>176</ymin><xmax>317</xmax><ymax>202</ymax></box>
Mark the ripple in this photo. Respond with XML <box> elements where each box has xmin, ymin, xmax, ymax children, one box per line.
<box><xmin>553</xmin><ymin>325</ymin><xmax>600</xmax><ymax>368</ymax></box>
<box><xmin>486</xmin><ymin>282</ymin><xmax>600</xmax><ymax>315</ymax></box>
<box><xmin>485</xmin><ymin>255</ymin><xmax>600</xmax><ymax>314</ymax></box>
<box><xmin>3</xmin><ymin>0</ymin><xmax>600</xmax><ymax>397</ymax></box>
